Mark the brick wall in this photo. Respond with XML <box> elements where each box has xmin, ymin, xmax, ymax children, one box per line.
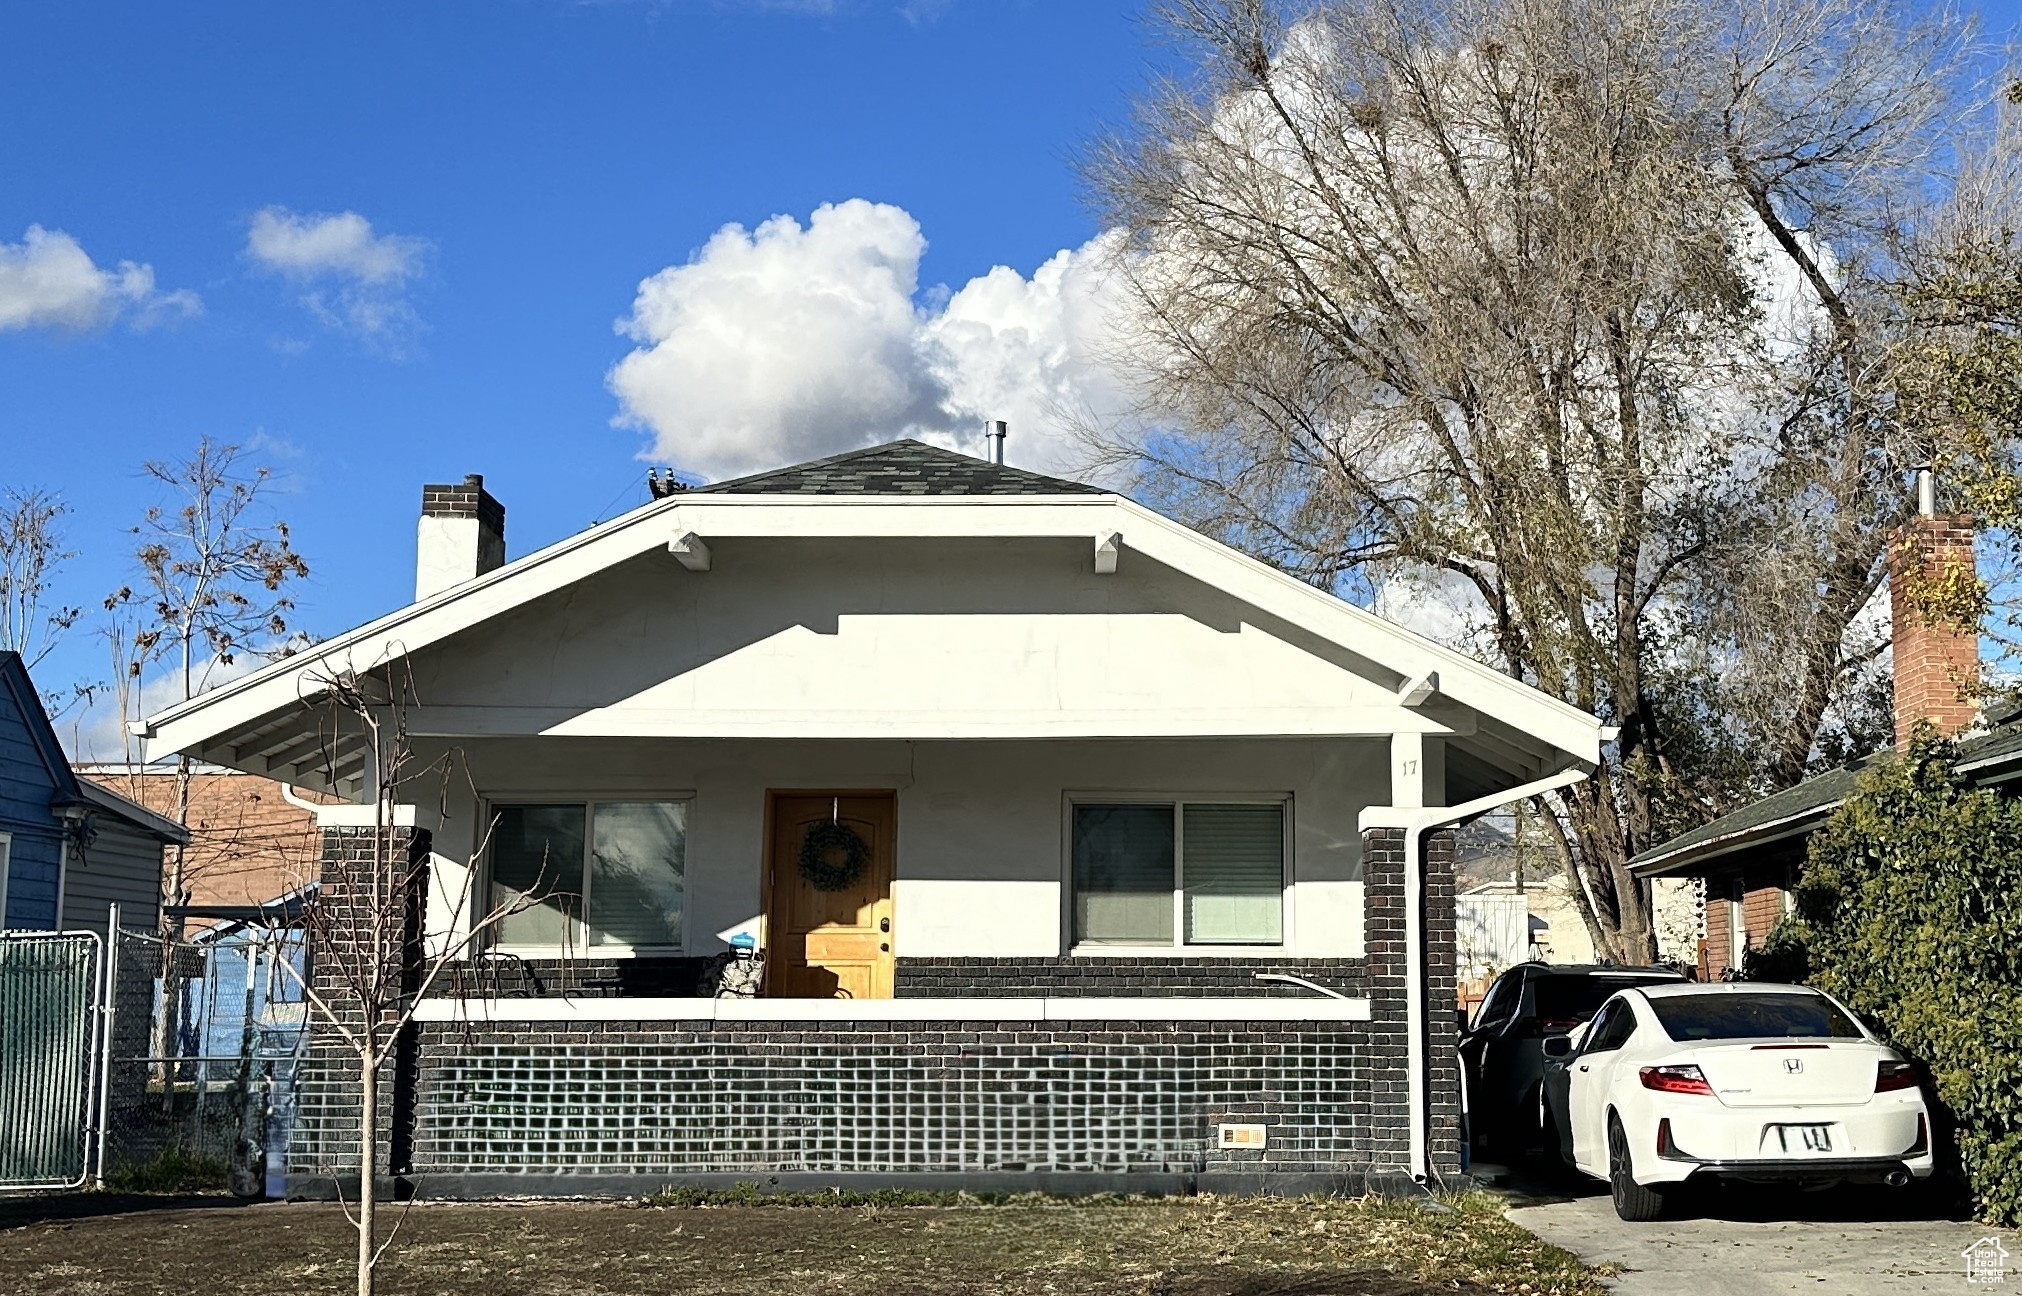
<box><xmin>1740</xmin><ymin>884</ymin><xmax>1785</xmax><ymax>951</ymax></box>
<box><xmin>1703</xmin><ymin>893</ymin><xmax>1733</xmax><ymax>978</ymax></box>
<box><xmin>289</xmin><ymin>824</ymin><xmax>429</xmax><ymax>1182</ymax></box>
<box><xmin>894</xmin><ymin>956</ymin><xmax>1365</xmax><ymax>998</ymax></box>
<box><xmin>1359</xmin><ymin>825</ymin><xmax>1462</xmax><ymax>1181</ymax></box>
<box><xmin>420</xmin><ymin>474</ymin><xmax>505</xmax><ymax>534</ymax></box>
<box><xmin>387</xmin><ymin>1017</ymin><xmax>1373</xmax><ymax>1192</ymax></box>
<box><xmin>1889</xmin><ymin>510</ymin><xmax>1978</xmax><ymax>747</ymax></box>
<box><xmin>290</xmin><ymin>818</ymin><xmax>1458</xmax><ymax>1195</ymax></box>
<box><xmin>437</xmin><ymin>955</ymin><xmax>714</xmax><ymax>998</ymax></box>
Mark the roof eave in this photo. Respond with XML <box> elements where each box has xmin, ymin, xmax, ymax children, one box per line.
<box><xmin>59</xmin><ymin>780</ymin><xmax>191</xmax><ymax>844</ymax></box>
<box><xmin>141</xmin><ymin>492</ymin><xmax>1604</xmax><ymax>770</ymax></box>
<box><xmin>1630</xmin><ymin>806</ymin><xmax>1839</xmax><ymax>878</ymax></box>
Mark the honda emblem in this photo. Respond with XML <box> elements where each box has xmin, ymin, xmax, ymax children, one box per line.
<box><xmin>1783</xmin><ymin>1057</ymin><xmax>1804</xmax><ymax>1074</ymax></box>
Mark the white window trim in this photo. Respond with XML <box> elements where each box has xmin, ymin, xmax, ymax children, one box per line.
<box><xmin>0</xmin><ymin>831</ymin><xmax>11</xmax><ymax>926</ymax></box>
<box><xmin>1062</xmin><ymin>791</ymin><xmax>1294</xmax><ymax>955</ymax></box>
<box><xmin>482</xmin><ymin>793</ymin><xmax>694</xmax><ymax>958</ymax></box>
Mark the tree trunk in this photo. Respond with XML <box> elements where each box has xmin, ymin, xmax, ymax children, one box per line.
<box><xmin>357</xmin><ymin>1044</ymin><xmax>378</xmax><ymax>1296</ymax></box>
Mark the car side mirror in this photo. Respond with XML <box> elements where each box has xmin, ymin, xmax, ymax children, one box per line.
<box><xmin>1542</xmin><ymin>1035</ymin><xmax>1574</xmax><ymax>1059</ymax></box>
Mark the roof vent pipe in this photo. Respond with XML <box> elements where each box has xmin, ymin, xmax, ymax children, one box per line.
<box><xmin>1915</xmin><ymin>465</ymin><xmax>1937</xmax><ymax>518</ymax></box>
<box><xmin>985</xmin><ymin>420</ymin><xmax>1007</xmax><ymax>465</ymax></box>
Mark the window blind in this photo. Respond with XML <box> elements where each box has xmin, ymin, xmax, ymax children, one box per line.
<box><xmin>1182</xmin><ymin>804</ymin><xmax>1284</xmax><ymax>945</ymax></box>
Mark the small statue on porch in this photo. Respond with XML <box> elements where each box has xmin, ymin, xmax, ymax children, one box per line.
<box><xmin>704</xmin><ymin>932</ymin><xmax>765</xmax><ymax>998</ymax></box>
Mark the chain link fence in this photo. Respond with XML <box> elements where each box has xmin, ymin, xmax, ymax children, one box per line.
<box><xmin>101</xmin><ymin>913</ymin><xmax>308</xmax><ymax>1195</ymax></box>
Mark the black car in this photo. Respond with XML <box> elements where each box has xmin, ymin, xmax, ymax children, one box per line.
<box><xmin>1459</xmin><ymin>961</ymin><xmax>1686</xmax><ymax>1161</ymax></box>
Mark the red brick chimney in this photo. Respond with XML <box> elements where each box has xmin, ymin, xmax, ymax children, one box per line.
<box><xmin>1890</xmin><ymin>468</ymin><xmax>1979</xmax><ymax>748</ymax></box>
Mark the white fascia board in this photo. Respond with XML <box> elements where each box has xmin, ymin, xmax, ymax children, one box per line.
<box><xmin>141</xmin><ymin>490</ymin><xmax>1600</xmax><ymax>764</ymax></box>
<box><xmin>396</xmin><ymin>703</ymin><xmax>1473</xmax><ymax>741</ymax></box>
<box><xmin>410</xmin><ymin>995</ymin><xmax>1374</xmax><ymax>1024</ymax></box>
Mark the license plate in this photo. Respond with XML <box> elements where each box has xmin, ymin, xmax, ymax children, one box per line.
<box><xmin>1774</xmin><ymin>1124</ymin><xmax>1834</xmax><ymax>1154</ymax></box>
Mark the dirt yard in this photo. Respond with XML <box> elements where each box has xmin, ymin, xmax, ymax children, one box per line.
<box><xmin>0</xmin><ymin>1190</ymin><xmax>1603</xmax><ymax>1296</ymax></box>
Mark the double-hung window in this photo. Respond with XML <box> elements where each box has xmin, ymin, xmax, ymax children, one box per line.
<box><xmin>1070</xmin><ymin>797</ymin><xmax>1288</xmax><ymax>948</ymax></box>
<box><xmin>488</xmin><ymin>799</ymin><xmax>688</xmax><ymax>952</ymax></box>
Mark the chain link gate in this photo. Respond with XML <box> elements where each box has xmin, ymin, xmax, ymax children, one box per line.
<box><xmin>99</xmin><ymin>908</ymin><xmax>309</xmax><ymax>1194</ymax></box>
<box><xmin>0</xmin><ymin>932</ymin><xmax>102</xmax><ymax>1191</ymax></box>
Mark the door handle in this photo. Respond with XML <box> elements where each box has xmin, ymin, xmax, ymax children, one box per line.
<box><xmin>879</xmin><ymin>917</ymin><xmax>890</xmax><ymax>933</ymax></box>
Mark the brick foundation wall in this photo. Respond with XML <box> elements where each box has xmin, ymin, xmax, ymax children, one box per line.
<box><xmin>289</xmin><ymin>816</ymin><xmax>1463</xmax><ymax>1194</ymax></box>
<box><xmin>391</xmin><ymin>1017</ymin><xmax>1373</xmax><ymax>1189</ymax></box>
<box><xmin>894</xmin><ymin>956</ymin><xmax>1365</xmax><ymax>998</ymax></box>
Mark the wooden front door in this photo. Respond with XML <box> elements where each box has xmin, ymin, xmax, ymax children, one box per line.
<box><xmin>765</xmin><ymin>791</ymin><xmax>896</xmax><ymax>999</ymax></box>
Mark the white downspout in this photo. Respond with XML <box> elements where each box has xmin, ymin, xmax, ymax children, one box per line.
<box><xmin>1360</xmin><ymin>764</ymin><xmax>1591</xmax><ymax>1184</ymax></box>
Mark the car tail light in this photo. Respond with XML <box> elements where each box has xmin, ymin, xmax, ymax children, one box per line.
<box><xmin>1640</xmin><ymin>1064</ymin><xmax>1714</xmax><ymax>1095</ymax></box>
<box><xmin>1876</xmin><ymin>1060</ymin><xmax>1918</xmax><ymax>1093</ymax></box>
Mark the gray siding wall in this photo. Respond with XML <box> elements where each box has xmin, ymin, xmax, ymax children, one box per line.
<box><xmin>59</xmin><ymin>818</ymin><xmax>163</xmax><ymax>935</ymax></box>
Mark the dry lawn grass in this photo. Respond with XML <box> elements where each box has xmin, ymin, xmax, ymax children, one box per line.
<box><xmin>0</xmin><ymin>1190</ymin><xmax>1604</xmax><ymax>1296</ymax></box>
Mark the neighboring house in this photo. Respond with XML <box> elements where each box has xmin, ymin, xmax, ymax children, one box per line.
<box><xmin>133</xmin><ymin>441</ymin><xmax>1606</xmax><ymax>1196</ymax></box>
<box><xmin>74</xmin><ymin>764</ymin><xmax>326</xmax><ymax>924</ymax></box>
<box><xmin>0</xmin><ymin>651</ymin><xmax>186</xmax><ymax>936</ymax></box>
<box><xmin>1633</xmin><ymin>481</ymin><xmax>1994</xmax><ymax>979</ymax></box>
<box><xmin>1458</xmin><ymin>876</ymin><xmax>1593</xmax><ymax>968</ymax></box>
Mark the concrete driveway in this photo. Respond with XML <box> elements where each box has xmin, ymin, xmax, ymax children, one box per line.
<box><xmin>1508</xmin><ymin>1182</ymin><xmax>2009</xmax><ymax>1294</ymax></box>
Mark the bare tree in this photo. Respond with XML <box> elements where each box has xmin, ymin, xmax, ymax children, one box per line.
<box><xmin>109</xmin><ymin>436</ymin><xmax>310</xmax><ymax>924</ymax></box>
<box><xmin>1088</xmin><ymin>0</ymin><xmax>1997</xmax><ymax>960</ymax></box>
<box><xmin>0</xmin><ymin>487</ymin><xmax>93</xmax><ymax>715</ymax></box>
<box><xmin>275</xmin><ymin>666</ymin><xmax>520</xmax><ymax>1296</ymax></box>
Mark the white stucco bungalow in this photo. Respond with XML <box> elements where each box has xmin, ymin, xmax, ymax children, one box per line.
<box><xmin>135</xmin><ymin>439</ymin><xmax>1602</xmax><ymax>1197</ymax></box>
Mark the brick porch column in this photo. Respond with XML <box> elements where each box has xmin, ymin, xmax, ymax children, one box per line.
<box><xmin>290</xmin><ymin>823</ymin><xmax>431</xmax><ymax>1191</ymax></box>
<box><xmin>1361</xmin><ymin>824</ymin><xmax>1462</xmax><ymax>1185</ymax></box>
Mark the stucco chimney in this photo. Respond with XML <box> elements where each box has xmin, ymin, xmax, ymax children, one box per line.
<box><xmin>1889</xmin><ymin>468</ymin><xmax>1978</xmax><ymax>748</ymax></box>
<box><xmin>416</xmin><ymin>474</ymin><xmax>505</xmax><ymax>602</ymax></box>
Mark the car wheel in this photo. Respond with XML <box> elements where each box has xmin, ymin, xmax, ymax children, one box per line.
<box><xmin>1607</xmin><ymin>1115</ymin><xmax>1667</xmax><ymax>1222</ymax></box>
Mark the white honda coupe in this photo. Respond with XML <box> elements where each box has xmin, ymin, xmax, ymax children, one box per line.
<box><xmin>1539</xmin><ymin>982</ymin><xmax>1934</xmax><ymax>1220</ymax></box>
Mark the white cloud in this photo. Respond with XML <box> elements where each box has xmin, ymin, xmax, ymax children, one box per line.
<box><xmin>245</xmin><ymin>207</ymin><xmax>428</xmax><ymax>349</ymax></box>
<box><xmin>246</xmin><ymin>208</ymin><xmax>426</xmax><ymax>284</ymax></box>
<box><xmin>607</xmin><ymin>199</ymin><xmax>1138</xmax><ymax>481</ymax></box>
<box><xmin>924</xmin><ymin>231</ymin><xmax>1136</xmax><ymax>477</ymax></box>
<box><xmin>62</xmin><ymin>651</ymin><xmax>267</xmax><ymax>764</ymax></box>
<box><xmin>0</xmin><ymin>225</ymin><xmax>201</xmax><ymax>333</ymax></box>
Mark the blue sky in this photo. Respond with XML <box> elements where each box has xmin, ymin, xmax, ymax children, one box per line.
<box><xmin>1</xmin><ymin>0</ymin><xmax>1159</xmax><ymax>749</ymax></box>
<box><xmin>8</xmin><ymin>0</ymin><xmax>2022</xmax><ymax>754</ymax></box>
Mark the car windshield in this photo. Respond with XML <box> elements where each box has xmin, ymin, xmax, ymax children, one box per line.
<box><xmin>1532</xmin><ymin>977</ymin><xmax>1670</xmax><ymax>1031</ymax></box>
<box><xmin>1648</xmin><ymin>992</ymin><xmax>1865</xmax><ymax>1042</ymax></box>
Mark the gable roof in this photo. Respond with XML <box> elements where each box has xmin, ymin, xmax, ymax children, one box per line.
<box><xmin>135</xmin><ymin>440</ymin><xmax>1606</xmax><ymax>788</ymax></box>
<box><xmin>0</xmin><ymin>650</ymin><xmax>80</xmax><ymax>802</ymax></box>
<box><xmin>696</xmin><ymin>440</ymin><xmax>1105</xmax><ymax>497</ymax></box>
<box><xmin>1631</xmin><ymin>710</ymin><xmax>2022</xmax><ymax>877</ymax></box>
<box><xmin>0</xmin><ymin>651</ymin><xmax>186</xmax><ymax>844</ymax></box>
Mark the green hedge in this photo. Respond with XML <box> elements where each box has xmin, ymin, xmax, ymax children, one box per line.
<box><xmin>1762</xmin><ymin>735</ymin><xmax>2022</xmax><ymax>1226</ymax></box>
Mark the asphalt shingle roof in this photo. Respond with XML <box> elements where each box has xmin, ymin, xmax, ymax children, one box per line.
<box><xmin>694</xmin><ymin>439</ymin><xmax>1106</xmax><ymax>497</ymax></box>
<box><xmin>1631</xmin><ymin>708</ymin><xmax>2022</xmax><ymax>874</ymax></box>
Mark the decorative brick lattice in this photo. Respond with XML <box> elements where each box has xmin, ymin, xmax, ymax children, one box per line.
<box><xmin>410</xmin><ymin>1023</ymin><xmax>1371</xmax><ymax>1177</ymax></box>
